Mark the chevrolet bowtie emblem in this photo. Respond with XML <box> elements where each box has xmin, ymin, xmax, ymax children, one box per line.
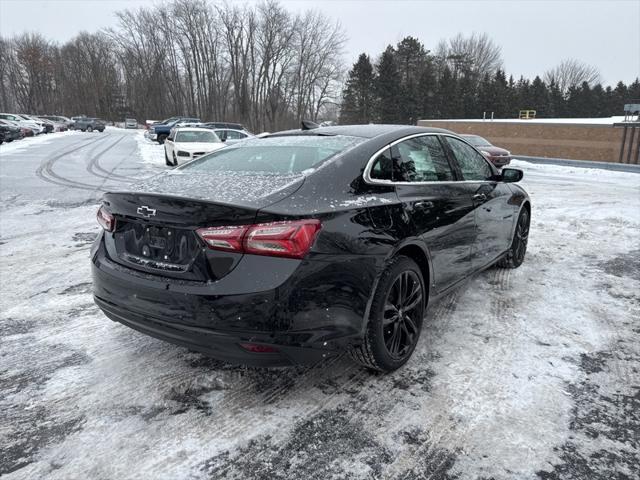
<box><xmin>137</xmin><ymin>206</ymin><xmax>157</xmax><ymax>218</ymax></box>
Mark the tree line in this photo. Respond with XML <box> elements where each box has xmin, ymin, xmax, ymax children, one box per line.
<box><xmin>0</xmin><ymin>0</ymin><xmax>345</xmax><ymax>133</ymax></box>
<box><xmin>1</xmin><ymin>1</ymin><xmax>637</xmax><ymax>131</ymax></box>
<box><xmin>340</xmin><ymin>34</ymin><xmax>640</xmax><ymax>124</ymax></box>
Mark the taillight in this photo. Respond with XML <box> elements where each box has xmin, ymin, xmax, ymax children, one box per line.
<box><xmin>97</xmin><ymin>206</ymin><xmax>115</xmax><ymax>232</ymax></box>
<box><xmin>196</xmin><ymin>220</ymin><xmax>321</xmax><ymax>259</ymax></box>
<box><xmin>196</xmin><ymin>225</ymin><xmax>248</xmax><ymax>251</ymax></box>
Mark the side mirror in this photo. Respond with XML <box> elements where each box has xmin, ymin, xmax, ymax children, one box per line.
<box><xmin>501</xmin><ymin>167</ymin><xmax>523</xmax><ymax>183</ymax></box>
<box><xmin>166</xmin><ymin>136</ymin><xmax>174</xmax><ymax>142</ymax></box>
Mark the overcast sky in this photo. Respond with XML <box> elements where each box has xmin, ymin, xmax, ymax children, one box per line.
<box><xmin>0</xmin><ymin>0</ymin><xmax>638</xmax><ymax>85</ymax></box>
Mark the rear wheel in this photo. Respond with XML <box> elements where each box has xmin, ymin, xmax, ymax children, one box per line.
<box><xmin>498</xmin><ymin>207</ymin><xmax>530</xmax><ymax>268</ymax></box>
<box><xmin>87</xmin><ymin>126</ymin><xmax>93</xmax><ymax>132</ymax></box>
<box><xmin>157</xmin><ymin>134</ymin><xmax>167</xmax><ymax>144</ymax></box>
<box><xmin>351</xmin><ymin>256</ymin><xmax>425</xmax><ymax>372</ymax></box>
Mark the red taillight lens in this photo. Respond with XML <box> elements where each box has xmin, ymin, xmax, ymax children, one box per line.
<box><xmin>97</xmin><ymin>206</ymin><xmax>115</xmax><ymax>232</ymax></box>
<box><xmin>244</xmin><ymin>220</ymin><xmax>321</xmax><ymax>259</ymax></box>
<box><xmin>196</xmin><ymin>220</ymin><xmax>321</xmax><ymax>259</ymax></box>
<box><xmin>196</xmin><ymin>225</ymin><xmax>248</xmax><ymax>251</ymax></box>
<box><xmin>239</xmin><ymin>343</ymin><xmax>278</xmax><ymax>353</ymax></box>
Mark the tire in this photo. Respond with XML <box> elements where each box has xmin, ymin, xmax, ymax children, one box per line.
<box><xmin>350</xmin><ymin>255</ymin><xmax>426</xmax><ymax>372</ymax></box>
<box><xmin>157</xmin><ymin>134</ymin><xmax>167</xmax><ymax>145</ymax></box>
<box><xmin>497</xmin><ymin>207</ymin><xmax>530</xmax><ymax>269</ymax></box>
<box><xmin>172</xmin><ymin>153</ymin><xmax>178</xmax><ymax>166</ymax></box>
<box><xmin>87</xmin><ymin>126</ymin><xmax>93</xmax><ymax>132</ymax></box>
<box><xmin>81</xmin><ymin>129</ymin><xmax>86</xmax><ymax>132</ymax></box>
<box><xmin>165</xmin><ymin>150</ymin><xmax>173</xmax><ymax>166</ymax></box>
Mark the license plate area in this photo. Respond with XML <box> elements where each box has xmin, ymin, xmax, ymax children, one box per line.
<box><xmin>116</xmin><ymin>221</ymin><xmax>199</xmax><ymax>268</ymax></box>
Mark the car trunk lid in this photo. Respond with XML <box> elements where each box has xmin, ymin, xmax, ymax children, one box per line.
<box><xmin>101</xmin><ymin>171</ymin><xmax>305</xmax><ymax>281</ymax></box>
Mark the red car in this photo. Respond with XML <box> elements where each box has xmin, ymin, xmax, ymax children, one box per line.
<box><xmin>461</xmin><ymin>134</ymin><xmax>512</xmax><ymax>167</ymax></box>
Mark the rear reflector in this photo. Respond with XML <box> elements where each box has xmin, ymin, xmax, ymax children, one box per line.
<box><xmin>196</xmin><ymin>219</ymin><xmax>321</xmax><ymax>259</ymax></box>
<box><xmin>97</xmin><ymin>206</ymin><xmax>115</xmax><ymax>232</ymax></box>
<box><xmin>239</xmin><ymin>343</ymin><xmax>278</xmax><ymax>353</ymax></box>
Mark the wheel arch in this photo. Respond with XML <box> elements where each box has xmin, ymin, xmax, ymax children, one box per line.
<box><xmin>361</xmin><ymin>239</ymin><xmax>433</xmax><ymax>335</ymax></box>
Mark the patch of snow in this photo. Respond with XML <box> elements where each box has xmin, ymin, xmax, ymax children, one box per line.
<box><xmin>0</xmin><ymin>131</ymin><xmax>81</xmax><ymax>155</ymax></box>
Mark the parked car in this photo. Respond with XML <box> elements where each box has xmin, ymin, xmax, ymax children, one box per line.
<box><xmin>1</xmin><ymin>119</ymin><xmax>33</xmax><ymax>138</ymax></box>
<box><xmin>92</xmin><ymin>124</ymin><xmax>531</xmax><ymax>372</ymax></box>
<box><xmin>0</xmin><ymin>121</ymin><xmax>23</xmax><ymax>143</ymax></box>
<box><xmin>211</xmin><ymin>128</ymin><xmax>254</xmax><ymax>144</ymax></box>
<box><xmin>204</xmin><ymin>121</ymin><xmax>246</xmax><ymax>130</ymax></box>
<box><xmin>149</xmin><ymin>117</ymin><xmax>200</xmax><ymax>144</ymax></box>
<box><xmin>41</xmin><ymin>115</ymin><xmax>74</xmax><ymax>129</ymax></box>
<box><xmin>29</xmin><ymin>116</ymin><xmax>54</xmax><ymax>133</ymax></box>
<box><xmin>75</xmin><ymin>118</ymin><xmax>106</xmax><ymax>132</ymax></box>
<box><xmin>125</xmin><ymin>118</ymin><xmax>137</xmax><ymax>129</ymax></box>
<box><xmin>0</xmin><ymin>113</ymin><xmax>43</xmax><ymax>134</ymax></box>
<box><xmin>460</xmin><ymin>134</ymin><xmax>512</xmax><ymax>167</ymax></box>
<box><xmin>164</xmin><ymin>127</ymin><xmax>225</xmax><ymax>166</ymax></box>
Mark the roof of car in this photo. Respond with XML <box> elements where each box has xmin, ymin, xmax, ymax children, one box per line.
<box><xmin>173</xmin><ymin>127</ymin><xmax>217</xmax><ymax>132</ymax></box>
<box><xmin>271</xmin><ymin>124</ymin><xmax>454</xmax><ymax>139</ymax></box>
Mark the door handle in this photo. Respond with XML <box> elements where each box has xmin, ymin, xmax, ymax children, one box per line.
<box><xmin>473</xmin><ymin>193</ymin><xmax>487</xmax><ymax>202</ymax></box>
<box><xmin>414</xmin><ymin>201</ymin><xmax>434</xmax><ymax>210</ymax></box>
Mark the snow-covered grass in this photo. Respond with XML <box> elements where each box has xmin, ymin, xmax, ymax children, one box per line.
<box><xmin>0</xmin><ymin>139</ymin><xmax>639</xmax><ymax>479</ymax></box>
<box><xmin>136</xmin><ymin>130</ymin><xmax>166</xmax><ymax>166</ymax></box>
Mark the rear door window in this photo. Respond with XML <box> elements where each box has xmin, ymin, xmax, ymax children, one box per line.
<box><xmin>393</xmin><ymin>135</ymin><xmax>455</xmax><ymax>182</ymax></box>
<box><xmin>445</xmin><ymin>137</ymin><xmax>494</xmax><ymax>181</ymax></box>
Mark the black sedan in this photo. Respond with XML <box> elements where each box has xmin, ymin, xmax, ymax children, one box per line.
<box><xmin>92</xmin><ymin>125</ymin><xmax>530</xmax><ymax>372</ymax></box>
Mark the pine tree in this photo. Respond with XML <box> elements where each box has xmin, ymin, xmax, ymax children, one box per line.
<box><xmin>395</xmin><ymin>36</ymin><xmax>429</xmax><ymax>124</ymax></box>
<box><xmin>529</xmin><ymin>76</ymin><xmax>550</xmax><ymax>117</ymax></box>
<box><xmin>339</xmin><ymin>53</ymin><xmax>376</xmax><ymax>124</ymax></box>
<box><xmin>417</xmin><ymin>62</ymin><xmax>438</xmax><ymax>119</ymax></box>
<box><xmin>435</xmin><ymin>66</ymin><xmax>460</xmax><ymax>118</ymax></box>
<box><xmin>375</xmin><ymin>46</ymin><xmax>403</xmax><ymax>123</ymax></box>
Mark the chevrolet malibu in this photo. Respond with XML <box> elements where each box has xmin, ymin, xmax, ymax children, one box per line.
<box><xmin>92</xmin><ymin>125</ymin><xmax>530</xmax><ymax>372</ymax></box>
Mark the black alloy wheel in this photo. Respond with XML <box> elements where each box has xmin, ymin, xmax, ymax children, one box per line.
<box><xmin>351</xmin><ymin>255</ymin><xmax>425</xmax><ymax>372</ymax></box>
<box><xmin>499</xmin><ymin>208</ymin><xmax>530</xmax><ymax>268</ymax></box>
<box><xmin>383</xmin><ymin>270</ymin><xmax>423</xmax><ymax>360</ymax></box>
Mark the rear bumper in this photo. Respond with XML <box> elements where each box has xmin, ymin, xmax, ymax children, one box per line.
<box><xmin>91</xmin><ymin>245</ymin><xmax>372</xmax><ymax>366</ymax></box>
<box><xmin>95</xmin><ymin>295</ymin><xmax>330</xmax><ymax>366</ymax></box>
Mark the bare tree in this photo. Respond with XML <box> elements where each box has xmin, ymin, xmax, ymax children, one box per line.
<box><xmin>543</xmin><ymin>58</ymin><xmax>602</xmax><ymax>93</ymax></box>
<box><xmin>435</xmin><ymin>32</ymin><xmax>503</xmax><ymax>80</ymax></box>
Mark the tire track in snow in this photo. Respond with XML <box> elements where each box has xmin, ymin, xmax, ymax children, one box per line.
<box><xmin>86</xmin><ymin>135</ymin><xmax>137</xmax><ymax>183</ymax></box>
<box><xmin>35</xmin><ymin>134</ymin><xmax>114</xmax><ymax>192</ymax></box>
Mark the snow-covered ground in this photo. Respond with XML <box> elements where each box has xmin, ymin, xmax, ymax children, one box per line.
<box><xmin>1</xmin><ymin>132</ymin><xmax>639</xmax><ymax>479</ymax></box>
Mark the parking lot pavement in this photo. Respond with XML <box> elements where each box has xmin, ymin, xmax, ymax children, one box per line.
<box><xmin>1</xmin><ymin>134</ymin><xmax>639</xmax><ymax>480</ymax></box>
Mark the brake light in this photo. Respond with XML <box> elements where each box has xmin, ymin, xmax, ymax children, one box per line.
<box><xmin>196</xmin><ymin>220</ymin><xmax>321</xmax><ymax>259</ymax></box>
<box><xmin>97</xmin><ymin>206</ymin><xmax>115</xmax><ymax>232</ymax></box>
<box><xmin>196</xmin><ymin>225</ymin><xmax>248</xmax><ymax>251</ymax></box>
<box><xmin>239</xmin><ymin>343</ymin><xmax>278</xmax><ymax>353</ymax></box>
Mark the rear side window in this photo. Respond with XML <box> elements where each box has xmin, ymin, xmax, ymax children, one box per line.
<box><xmin>369</xmin><ymin>148</ymin><xmax>394</xmax><ymax>181</ymax></box>
<box><xmin>393</xmin><ymin>135</ymin><xmax>455</xmax><ymax>182</ymax></box>
<box><xmin>445</xmin><ymin>137</ymin><xmax>493</xmax><ymax>181</ymax></box>
<box><xmin>182</xmin><ymin>135</ymin><xmax>365</xmax><ymax>175</ymax></box>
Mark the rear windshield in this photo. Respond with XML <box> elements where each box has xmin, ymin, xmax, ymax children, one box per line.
<box><xmin>175</xmin><ymin>130</ymin><xmax>220</xmax><ymax>143</ymax></box>
<box><xmin>180</xmin><ymin>135</ymin><xmax>365</xmax><ymax>175</ymax></box>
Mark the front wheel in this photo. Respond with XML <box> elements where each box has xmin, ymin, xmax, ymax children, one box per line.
<box><xmin>351</xmin><ymin>256</ymin><xmax>425</xmax><ymax>372</ymax></box>
<box><xmin>172</xmin><ymin>153</ymin><xmax>178</xmax><ymax>166</ymax></box>
<box><xmin>157</xmin><ymin>134</ymin><xmax>167</xmax><ymax>144</ymax></box>
<box><xmin>87</xmin><ymin>126</ymin><xmax>93</xmax><ymax>132</ymax></box>
<box><xmin>498</xmin><ymin>207</ymin><xmax>530</xmax><ymax>269</ymax></box>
